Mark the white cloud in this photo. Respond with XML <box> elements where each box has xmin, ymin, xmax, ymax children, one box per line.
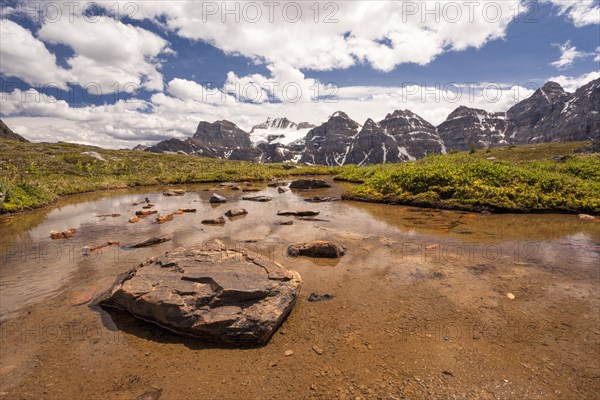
<box><xmin>0</xmin><ymin>20</ymin><xmax>71</xmax><ymax>86</ymax></box>
<box><xmin>549</xmin><ymin>71</ymin><xmax>600</xmax><ymax>92</ymax></box>
<box><xmin>114</xmin><ymin>1</ymin><xmax>524</xmax><ymax>72</ymax></box>
<box><xmin>551</xmin><ymin>41</ymin><xmax>591</xmax><ymax>69</ymax></box>
<box><xmin>541</xmin><ymin>0</ymin><xmax>600</xmax><ymax>27</ymax></box>
<box><xmin>38</xmin><ymin>16</ymin><xmax>171</xmax><ymax>93</ymax></box>
<box><xmin>595</xmin><ymin>47</ymin><xmax>600</xmax><ymax>62</ymax></box>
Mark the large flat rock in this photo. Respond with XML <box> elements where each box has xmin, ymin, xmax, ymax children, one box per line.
<box><xmin>97</xmin><ymin>240</ymin><xmax>302</xmax><ymax>346</ymax></box>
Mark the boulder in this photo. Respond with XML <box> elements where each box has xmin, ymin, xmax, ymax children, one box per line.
<box><xmin>287</xmin><ymin>241</ymin><xmax>346</xmax><ymax>258</ymax></box>
<box><xmin>225</xmin><ymin>208</ymin><xmax>248</xmax><ymax>218</ymax></box>
<box><xmin>202</xmin><ymin>216</ymin><xmax>226</xmax><ymax>225</ymax></box>
<box><xmin>209</xmin><ymin>193</ymin><xmax>227</xmax><ymax>203</ymax></box>
<box><xmin>289</xmin><ymin>179</ymin><xmax>331</xmax><ymax>189</ymax></box>
<box><xmin>97</xmin><ymin>240</ymin><xmax>302</xmax><ymax>345</ymax></box>
<box><xmin>277</xmin><ymin>210</ymin><xmax>320</xmax><ymax>217</ymax></box>
<box><xmin>242</xmin><ymin>196</ymin><xmax>273</xmax><ymax>202</ymax></box>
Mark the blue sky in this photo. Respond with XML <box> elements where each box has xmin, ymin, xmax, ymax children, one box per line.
<box><xmin>1</xmin><ymin>0</ymin><xmax>598</xmax><ymax>147</ymax></box>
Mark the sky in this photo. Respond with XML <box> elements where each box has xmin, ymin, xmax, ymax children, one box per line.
<box><xmin>1</xmin><ymin>0</ymin><xmax>599</xmax><ymax>148</ymax></box>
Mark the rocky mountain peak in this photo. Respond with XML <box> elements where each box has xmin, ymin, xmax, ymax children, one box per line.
<box><xmin>0</xmin><ymin>119</ymin><xmax>29</xmax><ymax>142</ymax></box>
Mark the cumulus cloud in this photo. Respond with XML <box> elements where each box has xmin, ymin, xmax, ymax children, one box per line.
<box><xmin>0</xmin><ymin>20</ymin><xmax>71</xmax><ymax>86</ymax></box>
<box><xmin>541</xmin><ymin>0</ymin><xmax>600</xmax><ymax>27</ymax></box>
<box><xmin>551</xmin><ymin>41</ymin><xmax>592</xmax><ymax>69</ymax></box>
<box><xmin>549</xmin><ymin>71</ymin><xmax>600</xmax><ymax>92</ymax></box>
<box><xmin>38</xmin><ymin>16</ymin><xmax>172</xmax><ymax>93</ymax></box>
<box><xmin>112</xmin><ymin>1</ymin><xmax>524</xmax><ymax>72</ymax></box>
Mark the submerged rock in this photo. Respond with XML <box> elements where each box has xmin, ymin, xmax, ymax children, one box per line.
<box><xmin>242</xmin><ymin>196</ymin><xmax>272</xmax><ymax>202</ymax></box>
<box><xmin>97</xmin><ymin>240</ymin><xmax>302</xmax><ymax>345</ymax></box>
<box><xmin>268</xmin><ymin>181</ymin><xmax>289</xmax><ymax>187</ymax></box>
<box><xmin>209</xmin><ymin>193</ymin><xmax>227</xmax><ymax>203</ymax></box>
<box><xmin>50</xmin><ymin>228</ymin><xmax>77</xmax><ymax>240</ymax></box>
<box><xmin>127</xmin><ymin>237</ymin><xmax>172</xmax><ymax>249</ymax></box>
<box><xmin>579</xmin><ymin>214</ymin><xmax>598</xmax><ymax>222</ymax></box>
<box><xmin>156</xmin><ymin>214</ymin><xmax>174</xmax><ymax>224</ymax></box>
<box><xmin>308</xmin><ymin>292</ymin><xmax>335</xmax><ymax>302</ymax></box>
<box><xmin>202</xmin><ymin>216</ymin><xmax>226</xmax><ymax>225</ymax></box>
<box><xmin>163</xmin><ymin>189</ymin><xmax>186</xmax><ymax>196</ymax></box>
<box><xmin>289</xmin><ymin>179</ymin><xmax>331</xmax><ymax>189</ymax></box>
<box><xmin>225</xmin><ymin>208</ymin><xmax>248</xmax><ymax>218</ymax></box>
<box><xmin>304</xmin><ymin>196</ymin><xmax>341</xmax><ymax>203</ymax></box>
<box><xmin>275</xmin><ymin>220</ymin><xmax>294</xmax><ymax>226</ymax></box>
<box><xmin>277</xmin><ymin>210</ymin><xmax>320</xmax><ymax>217</ymax></box>
<box><xmin>288</xmin><ymin>241</ymin><xmax>346</xmax><ymax>258</ymax></box>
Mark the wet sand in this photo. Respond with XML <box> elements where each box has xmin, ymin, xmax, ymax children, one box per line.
<box><xmin>1</xmin><ymin>181</ymin><xmax>599</xmax><ymax>399</ymax></box>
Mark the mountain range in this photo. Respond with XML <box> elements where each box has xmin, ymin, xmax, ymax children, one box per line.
<box><xmin>146</xmin><ymin>78</ymin><xmax>599</xmax><ymax>165</ymax></box>
<box><xmin>1</xmin><ymin>79</ymin><xmax>598</xmax><ymax>164</ymax></box>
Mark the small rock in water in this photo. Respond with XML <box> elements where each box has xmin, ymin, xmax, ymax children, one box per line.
<box><xmin>225</xmin><ymin>208</ymin><xmax>248</xmax><ymax>218</ymax></box>
<box><xmin>129</xmin><ymin>217</ymin><xmax>141</xmax><ymax>224</ymax></box>
<box><xmin>242</xmin><ymin>196</ymin><xmax>272</xmax><ymax>202</ymax></box>
<box><xmin>163</xmin><ymin>189</ymin><xmax>186</xmax><ymax>196</ymax></box>
<box><xmin>156</xmin><ymin>214</ymin><xmax>174</xmax><ymax>224</ymax></box>
<box><xmin>50</xmin><ymin>228</ymin><xmax>77</xmax><ymax>240</ymax></box>
<box><xmin>277</xmin><ymin>210</ymin><xmax>320</xmax><ymax>217</ymax></box>
<box><xmin>135</xmin><ymin>388</ymin><xmax>163</xmax><ymax>400</ymax></box>
<box><xmin>312</xmin><ymin>345</ymin><xmax>324</xmax><ymax>355</ymax></box>
<box><xmin>242</xmin><ymin>188</ymin><xmax>261</xmax><ymax>192</ymax></box>
<box><xmin>284</xmin><ymin>350</ymin><xmax>294</xmax><ymax>357</ymax></box>
<box><xmin>231</xmin><ymin>186</ymin><xmax>242</xmax><ymax>191</ymax></box>
<box><xmin>275</xmin><ymin>220</ymin><xmax>294</xmax><ymax>226</ymax></box>
<box><xmin>209</xmin><ymin>193</ymin><xmax>227</xmax><ymax>203</ymax></box>
<box><xmin>507</xmin><ymin>293</ymin><xmax>515</xmax><ymax>300</ymax></box>
<box><xmin>268</xmin><ymin>181</ymin><xmax>288</xmax><ymax>187</ymax></box>
<box><xmin>277</xmin><ymin>187</ymin><xmax>290</xmax><ymax>194</ymax></box>
<box><xmin>579</xmin><ymin>214</ymin><xmax>597</xmax><ymax>222</ymax></box>
<box><xmin>298</xmin><ymin>217</ymin><xmax>329</xmax><ymax>222</ymax></box>
<box><xmin>127</xmin><ymin>236</ymin><xmax>172</xmax><ymax>249</ymax></box>
<box><xmin>308</xmin><ymin>293</ymin><xmax>335</xmax><ymax>302</ymax></box>
<box><xmin>202</xmin><ymin>216</ymin><xmax>226</xmax><ymax>225</ymax></box>
<box><xmin>142</xmin><ymin>204</ymin><xmax>155</xmax><ymax>209</ymax></box>
<box><xmin>136</xmin><ymin>210</ymin><xmax>157</xmax><ymax>217</ymax></box>
<box><xmin>178</xmin><ymin>208</ymin><xmax>197</xmax><ymax>213</ymax></box>
<box><xmin>304</xmin><ymin>196</ymin><xmax>341</xmax><ymax>203</ymax></box>
<box><xmin>96</xmin><ymin>213</ymin><xmax>121</xmax><ymax>218</ymax></box>
<box><xmin>289</xmin><ymin>179</ymin><xmax>331</xmax><ymax>189</ymax></box>
<box><xmin>288</xmin><ymin>241</ymin><xmax>346</xmax><ymax>258</ymax></box>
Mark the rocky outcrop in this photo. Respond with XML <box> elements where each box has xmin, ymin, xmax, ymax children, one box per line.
<box><xmin>437</xmin><ymin>106</ymin><xmax>508</xmax><ymax>151</ymax></box>
<box><xmin>508</xmin><ymin>79</ymin><xmax>599</xmax><ymax>143</ymax></box>
<box><xmin>97</xmin><ymin>241</ymin><xmax>302</xmax><ymax>345</ymax></box>
<box><xmin>0</xmin><ymin>119</ymin><xmax>28</xmax><ymax>142</ymax></box>
<box><xmin>150</xmin><ymin>120</ymin><xmax>261</xmax><ymax>161</ymax></box>
<box><xmin>299</xmin><ymin>112</ymin><xmax>362</xmax><ymax>165</ymax></box>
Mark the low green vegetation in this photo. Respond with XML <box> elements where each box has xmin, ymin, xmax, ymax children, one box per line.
<box><xmin>0</xmin><ymin>140</ymin><xmax>339</xmax><ymax>213</ymax></box>
<box><xmin>1</xmin><ymin>139</ymin><xmax>598</xmax><ymax>214</ymax></box>
<box><xmin>336</xmin><ymin>142</ymin><xmax>599</xmax><ymax>213</ymax></box>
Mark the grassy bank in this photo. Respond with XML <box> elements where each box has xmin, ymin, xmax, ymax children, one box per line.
<box><xmin>0</xmin><ymin>140</ymin><xmax>339</xmax><ymax>213</ymax></box>
<box><xmin>1</xmin><ymin>139</ymin><xmax>598</xmax><ymax>214</ymax></box>
<box><xmin>336</xmin><ymin>142</ymin><xmax>600</xmax><ymax>213</ymax></box>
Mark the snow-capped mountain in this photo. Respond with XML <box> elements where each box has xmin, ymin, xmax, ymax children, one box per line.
<box><xmin>249</xmin><ymin>117</ymin><xmax>315</xmax><ymax>146</ymax></box>
<box><xmin>147</xmin><ymin>78</ymin><xmax>600</xmax><ymax>164</ymax></box>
